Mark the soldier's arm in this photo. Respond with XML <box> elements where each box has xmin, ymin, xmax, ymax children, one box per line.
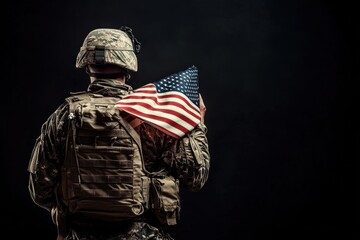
<box><xmin>28</xmin><ymin>103</ymin><xmax>68</xmax><ymax>211</ymax></box>
<box><xmin>161</xmin><ymin>93</ymin><xmax>210</xmax><ymax>191</ymax></box>
<box><xmin>165</xmin><ymin>122</ymin><xmax>210</xmax><ymax>192</ymax></box>
<box><xmin>137</xmin><ymin>93</ymin><xmax>210</xmax><ymax>191</ymax></box>
<box><xmin>136</xmin><ymin>122</ymin><xmax>210</xmax><ymax>192</ymax></box>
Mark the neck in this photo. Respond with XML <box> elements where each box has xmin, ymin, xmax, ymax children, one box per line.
<box><xmin>90</xmin><ymin>77</ymin><xmax>126</xmax><ymax>84</ymax></box>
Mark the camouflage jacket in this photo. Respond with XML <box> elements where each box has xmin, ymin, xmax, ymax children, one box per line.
<box><xmin>28</xmin><ymin>79</ymin><xmax>210</xmax><ymax>215</ymax></box>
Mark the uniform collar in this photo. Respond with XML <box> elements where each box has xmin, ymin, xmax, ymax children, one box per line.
<box><xmin>87</xmin><ymin>79</ymin><xmax>133</xmax><ymax>97</ymax></box>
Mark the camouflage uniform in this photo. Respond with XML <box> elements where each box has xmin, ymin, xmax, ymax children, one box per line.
<box><xmin>28</xmin><ymin>79</ymin><xmax>210</xmax><ymax>240</ymax></box>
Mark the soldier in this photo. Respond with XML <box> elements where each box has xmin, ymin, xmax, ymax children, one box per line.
<box><xmin>28</xmin><ymin>26</ymin><xmax>210</xmax><ymax>240</ymax></box>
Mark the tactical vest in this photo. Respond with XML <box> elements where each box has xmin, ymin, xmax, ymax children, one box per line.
<box><xmin>60</xmin><ymin>92</ymin><xmax>151</xmax><ymax>221</ymax></box>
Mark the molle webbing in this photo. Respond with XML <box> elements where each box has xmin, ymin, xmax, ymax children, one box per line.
<box><xmin>76</xmin><ymin>158</ymin><xmax>133</xmax><ymax>169</ymax></box>
<box><xmin>61</xmin><ymin>92</ymin><xmax>150</xmax><ymax>221</ymax></box>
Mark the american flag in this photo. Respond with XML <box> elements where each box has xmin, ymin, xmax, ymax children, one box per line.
<box><xmin>115</xmin><ymin>66</ymin><xmax>201</xmax><ymax>138</ymax></box>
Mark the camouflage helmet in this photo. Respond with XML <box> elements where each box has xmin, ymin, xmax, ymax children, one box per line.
<box><xmin>76</xmin><ymin>27</ymin><xmax>139</xmax><ymax>72</ymax></box>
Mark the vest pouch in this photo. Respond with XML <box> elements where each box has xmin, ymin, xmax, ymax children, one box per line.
<box><xmin>141</xmin><ymin>176</ymin><xmax>151</xmax><ymax>210</ymax></box>
<box><xmin>150</xmin><ymin>176</ymin><xmax>180</xmax><ymax>225</ymax></box>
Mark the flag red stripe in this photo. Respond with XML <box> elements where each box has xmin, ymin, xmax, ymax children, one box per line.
<box><xmin>121</xmin><ymin>95</ymin><xmax>199</xmax><ymax>120</ymax></box>
<box><xmin>120</xmin><ymin>106</ymin><xmax>191</xmax><ymax>135</ymax></box>
<box><xmin>157</xmin><ymin>93</ymin><xmax>199</xmax><ymax>113</ymax></box>
<box><xmin>118</xmin><ymin>96</ymin><xmax>200</xmax><ymax>121</ymax></box>
<box><xmin>121</xmin><ymin>93</ymin><xmax>200</xmax><ymax>120</ymax></box>
<box><xmin>117</xmin><ymin>101</ymin><xmax>199</xmax><ymax>126</ymax></box>
<box><xmin>115</xmin><ymin>71</ymin><xmax>200</xmax><ymax>138</ymax></box>
<box><xmin>132</xmin><ymin>84</ymin><xmax>199</xmax><ymax>113</ymax></box>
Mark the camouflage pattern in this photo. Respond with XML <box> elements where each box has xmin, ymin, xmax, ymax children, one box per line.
<box><xmin>28</xmin><ymin>79</ymin><xmax>210</xmax><ymax>239</ymax></box>
<box><xmin>65</xmin><ymin>222</ymin><xmax>174</xmax><ymax>240</ymax></box>
<box><xmin>76</xmin><ymin>28</ymin><xmax>138</xmax><ymax>72</ymax></box>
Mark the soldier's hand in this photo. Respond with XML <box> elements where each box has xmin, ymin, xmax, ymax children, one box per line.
<box><xmin>51</xmin><ymin>207</ymin><xmax>58</xmax><ymax>225</ymax></box>
<box><xmin>199</xmin><ymin>93</ymin><xmax>206</xmax><ymax>123</ymax></box>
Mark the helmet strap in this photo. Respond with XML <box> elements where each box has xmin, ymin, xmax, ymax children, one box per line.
<box><xmin>94</xmin><ymin>46</ymin><xmax>105</xmax><ymax>65</ymax></box>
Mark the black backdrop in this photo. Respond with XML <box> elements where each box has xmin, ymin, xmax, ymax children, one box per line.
<box><xmin>3</xmin><ymin>0</ymin><xmax>357</xmax><ymax>239</ymax></box>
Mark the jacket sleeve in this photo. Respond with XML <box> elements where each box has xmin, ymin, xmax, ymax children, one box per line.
<box><xmin>138</xmin><ymin>121</ymin><xmax>210</xmax><ymax>192</ymax></box>
<box><xmin>167</xmin><ymin>122</ymin><xmax>210</xmax><ymax>192</ymax></box>
<box><xmin>28</xmin><ymin>102</ymin><xmax>69</xmax><ymax>211</ymax></box>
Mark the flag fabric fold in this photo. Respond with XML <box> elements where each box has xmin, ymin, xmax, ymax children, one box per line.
<box><xmin>115</xmin><ymin>65</ymin><xmax>201</xmax><ymax>138</ymax></box>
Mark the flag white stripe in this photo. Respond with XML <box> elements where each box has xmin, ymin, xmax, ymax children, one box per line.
<box><xmin>117</xmin><ymin>104</ymin><xmax>197</xmax><ymax>130</ymax></box>
<box><xmin>121</xmin><ymin>91</ymin><xmax>200</xmax><ymax>116</ymax></box>
<box><xmin>115</xmin><ymin>98</ymin><xmax>200</xmax><ymax>123</ymax></box>
<box><xmin>115</xmin><ymin>67</ymin><xmax>200</xmax><ymax>138</ymax></box>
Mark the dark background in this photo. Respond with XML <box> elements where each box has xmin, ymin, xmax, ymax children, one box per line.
<box><xmin>3</xmin><ymin>0</ymin><xmax>357</xmax><ymax>239</ymax></box>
